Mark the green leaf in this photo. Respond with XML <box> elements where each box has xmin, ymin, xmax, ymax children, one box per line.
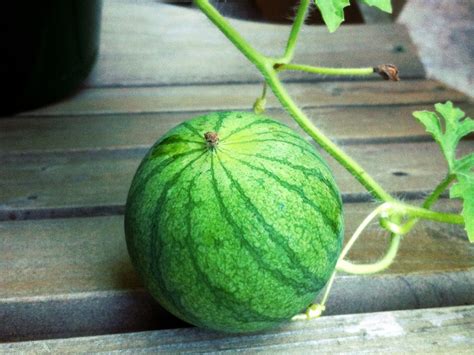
<box><xmin>361</xmin><ymin>0</ymin><xmax>392</xmax><ymax>13</ymax></box>
<box><xmin>452</xmin><ymin>151</ymin><xmax>474</xmax><ymax>243</ymax></box>
<box><xmin>314</xmin><ymin>0</ymin><xmax>392</xmax><ymax>32</ymax></box>
<box><xmin>413</xmin><ymin>101</ymin><xmax>473</xmax><ymax>171</ymax></box>
<box><xmin>454</xmin><ymin>153</ymin><xmax>474</xmax><ymax>173</ymax></box>
<box><xmin>450</xmin><ymin>173</ymin><xmax>474</xmax><ymax>242</ymax></box>
<box><xmin>314</xmin><ymin>0</ymin><xmax>350</xmax><ymax>33</ymax></box>
<box><xmin>413</xmin><ymin>101</ymin><xmax>474</xmax><ymax>242</ymax></box>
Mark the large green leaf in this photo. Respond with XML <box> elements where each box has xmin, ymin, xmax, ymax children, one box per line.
<box><xmin>413</xmin><ymin>101</ymin><xmax>474</xmax><ymax>171</ymax></box>
<box><xmin>413</xmin><ymin>101</ymin><xmax>474</xmax><ymax>243</ymax></box>
<box><xmin>314</xmin><ymin>0</ymin><xmax>392</xmax><ymax>33</ymax></box>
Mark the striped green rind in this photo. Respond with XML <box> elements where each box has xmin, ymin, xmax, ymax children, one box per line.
<box><xmin>125</xmin><ymin>111</ymin><xmax>344</xmax><ymax>333</ymax></box>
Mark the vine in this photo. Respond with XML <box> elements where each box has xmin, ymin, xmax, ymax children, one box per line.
<box><xmin>194</xmin><ymin>0</ymin><xmax>473</xmax><ymax>318</ymax></box>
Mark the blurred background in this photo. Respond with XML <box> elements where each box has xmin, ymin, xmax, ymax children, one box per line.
<box><xmin>168</xmin><ymin>0</ymin><xmax>473</xmax><ymax>97</ymax></box>
<box><xmin>1</xmin><ymin>0</ymin><xmax>471</xmax><ymax>116</ymax></box>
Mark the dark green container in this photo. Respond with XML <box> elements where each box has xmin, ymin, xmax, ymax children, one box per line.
<box><xmin>1</xmin><ymin>0</ymin><xmax>103</xmax><ymax>115</ymax></box>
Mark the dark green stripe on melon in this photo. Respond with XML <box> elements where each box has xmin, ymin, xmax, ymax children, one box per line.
<box><xmin>221</xmin><ymin>117</ymin><xmax>283</xmax><ymax>141</ymax></box>
<box><xmin>125</xmin><ymin>111</ymin><xmax>344</xmax><ymax>333</ymax></box>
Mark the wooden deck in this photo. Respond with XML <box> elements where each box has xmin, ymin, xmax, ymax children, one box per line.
<box><xmin>3</xmin><ymin>306</ymin><xmax>473</xmax><ymax>353</ymax></box>
<box><xmin>1</xmin><ymin>0</ymin><xmax>473</xmax><ymax>351</ymax></box>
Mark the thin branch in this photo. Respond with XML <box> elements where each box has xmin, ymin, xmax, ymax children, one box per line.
<box><xmin>280</xmin><ymin>0</ymin><xmax>311</xmax><ymax>63</ymax></box>
<box><xmin>277</xmin><ymin>63</ymin><xmax>375</xmax><ymax>77</ymax></box>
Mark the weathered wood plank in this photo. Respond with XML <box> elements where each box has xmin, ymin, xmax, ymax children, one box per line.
<box><xmin>0</xmin><ymin>0</ymin><xmax>469</xmax><ymax>347</ymax></box>
<box><xmin>0</xmin><ymin>141</ymin><xmax>472</xmax><ymax>218</ymax></box>
<box><xmin>85</xmin><ymin>1</ymin><xmax>424</xmax><ymax>88</ymax></box>
<box><xmin>1</xmin><ymin>201</ymin><xmax>473</xmax><ymax>341</ymax></box>
<box><xmin>1</xmin><ymin>201</ymin><xmax>471</xmax><ymax>299</ymax></box>
<box><xmin>2</xmin><ymin>306</ymin><xmax>473</xmax><ymax>352</ymax></box>
<box><xmin>3</xmin><ymin>103</ymin><xmax>473</xmax><ymax>155</ymax></box>
<box><xmin>21</xmin><ymin>79</ymin><xmax>466</xmax><ymax>117</ymax></box>
<box><xmin>2</xmin><ymin>270</ymin><xmax>472</xmax><ymax>342</ymax></box>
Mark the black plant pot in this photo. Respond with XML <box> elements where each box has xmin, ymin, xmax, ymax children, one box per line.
<box><xmin>0</xmin><ymin>0</ymin><xmax>103</xmax><ymax>115</ymax></box>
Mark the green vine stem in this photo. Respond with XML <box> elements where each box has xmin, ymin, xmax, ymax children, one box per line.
<box><xmin>194</xmin><ymin>0</ymin><xmax>465</xmax><ymax>279</ymax></box>
<box><xmin>263</xmin><ymin>69</ymin><xmax>394</xmax><ymax>203</ymax></box>
<box><xmin>253</xmin><ymin>82</ymin><xmax>267</xmax><ymax>114</ymax></box>
<box><xmin>392</xmin><ymin>202</ymin><xmax>463</xmax><ymax>224</ymax></box>
<box><xmin>381</xmin><ymin>174</ymin><xmax>458</xmax><ymax>236</ymax></box>
<box><xmin>296</xmin><ymin>203</ymin><xmax>400</xmax><ymax>318</ymax></box>
<box><xmin>293</xmin><ymin>204</ymin><xmax>401</xmax><ymax>320</ymax></box>
<box><xmin>294</xmin><ymin>191</ymin><xmax>462</xmax><ymax>318</ymax></box>
<box><xmin>337</xmin><ymin>235</ymin><xmax>401</xmax><ymax>274</ymax></box>
<box><xmin>292</xmin><ymin>269</ymin><xmax>336</xmax><ymax>321</ymax></box>
<box><xmin>341</xmin><ymin>203</ymin><xmax>393</xmax><ymax>261</ymax></box>
<box><xmin>336</xmin><ymin>198</ymin><xmax>464</xmax><ymax>275</ymax></box>
<box><xmin>194</xmin><ymin>0</ymin><xmax>267</xmax><ymax>66</ymax></box>
<box><xmin>422</xmin><ymin>174</ymin><xmax>456</xmax><ymax>209</ymax></box>
<box><xmin>195</xmin><ymin>0</ymin><xmax>395</xmax><ymax>203</ymax></box>
<box><xmin>336</xmin><ymin>202</ymin><xmax>401</xmax><ymax>274</ymax></box>
<box><xmin>280</xmin><ymin>0</ymin><xmax>311</xmax><ymax>63</ymax></box>
<box><xmin>277</xmin><ymin>63</ymin><xmax>375</xmax><ymax>77</ymax></box>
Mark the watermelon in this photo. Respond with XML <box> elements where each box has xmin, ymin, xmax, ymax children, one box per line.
<box><xmin>125</xmin><ymin>111</ymin><xmax>344</xmax><ymax>333</ymax></box>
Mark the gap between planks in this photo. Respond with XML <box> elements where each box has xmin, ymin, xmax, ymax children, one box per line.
<box><xmin>1</xmin><ymin>274</ymin><xmax>473</xmax><ymax>343</ymax></box>
<box><xmin>0</xmin><ymin>192</ymin><xmax>452</xmax><ymax>222</ymax></box>
<box><xmin>2</xmin><ymin>102</ymin><xmax>473</xmax><ymax>156</ymax></box>
<box><xmin>1</xmin><ymin>199</ymin><xmax>470</xmax><ymax>299</ymax></box>
<box><xmin>1</xmin><ymin>199</ymin><xmax>472</xmax><ymax>341</ymax></box>
<box><xmin>13</xmin><ymin>79</ymin><xmax>467</xmax><ymax>117</ymax></box>
<box><xmin>85</xmin><ymin>1</ymin><xmax>425</xmax><ymax>87</ymax></box>
<box><xmin>0</xmin><ymin>141</ymin><xmax>472</xmax><ymax>221</ymax></box>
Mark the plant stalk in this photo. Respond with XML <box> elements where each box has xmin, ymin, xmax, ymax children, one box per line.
<box><xmin>336</xmin><ymin>203</ymin><xmax>402</xmax><ymax>274</ymax></box>
<box><xmin>337</xmin><ymin>235</ymin><xmax>401</xmax><ymax>274</ymax></box>
<box><xmin>280</xmin><ymin>0</ymin><xmax>311</xmax><ymax>63</ymax></box>
<box><xmin>380</xmin><ymin>174</ymin><xmax>458</xmax><ymax>236</ymax></box>
<box><xmin>278</xmin><ymin>63</ymin><xmax>375</xmax><ymax>77</ymax></box>
<box><xmin>396</xmin><ymin>202</ymin><xmax>464</xmax><ymax>224</ymax></box>
<box><xmin>423</xmin><ymin>174</ymin><xmax>456</xmax><ymax>209</ymax></box>
<box><xmin>195</xmin><ymin>0</ymin><xmax>394</xmax><ymax>203</ymax></box>
<box><xmin>194</xmin><ymin>0</ymin><xmax>267</xmax><ymax>66</ymax></box>
<box><xmin>263</xmin><ymin>69</ymin><xmax>394</xmax><ymax>202</ymax></box>
<box><xmin>337</xmin><ymin>197</ymin><xmax>464</xmax><ymax>275</ymax></box>
<box><xmin>194</xmin><ymin>0</ymin><xmax>464</xmax><ymax>279</ymax></box>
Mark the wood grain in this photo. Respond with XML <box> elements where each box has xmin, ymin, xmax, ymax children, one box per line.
<box><xmin>3</xmin><ymin>103</ymin><xmax>472</xmax><ymax>155</ymax></box>
<box><xmin>0</xmin><ymin>141</ymin><xmax>472</xmax><ymax>218</ymax></box>
<box><xmin>20</xmin><ymin>79</ymin><xmax>467</xmax><ymax>117</ymax></box>
<box><xmin>1</xmin><ymin>200</ymin><xmax>470</xmax><ymax>299</ymax></box>
<box><xmin>84</xmin><ymin>1</ymin><xmax>425</xmax><ymax>88</ymax></box>
<box><xmin>1</xmin><ymin>201</ymin><xmax>472</xmax><ymax>341</ymax></box>
<box><xmin>2</xmin><ymin>306</ymin><xmax>473</xmax><ymax>352</ymax></box>
<box><xmin>1</xmin><ymin>0</ymin><xmax>472</xmax><ymax>348</ymax></box>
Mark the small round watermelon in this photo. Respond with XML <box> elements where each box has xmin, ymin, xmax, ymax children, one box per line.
<box><xmin>125</xmin><ymin>111</ymin><xmax>344</xmax><ymax>333</ymax></box>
